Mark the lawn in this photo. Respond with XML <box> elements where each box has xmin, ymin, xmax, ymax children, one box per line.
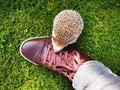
<box><xmin>0</xmin><ymin>0</ymin><xmax>120</xmax><ymax>90</ymax></box>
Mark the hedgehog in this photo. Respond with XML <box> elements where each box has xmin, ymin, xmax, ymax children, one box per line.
<box><xmin>52</xmin><ymin>10</ymin><xmax>83</xmax><ymax>52</ymax></box>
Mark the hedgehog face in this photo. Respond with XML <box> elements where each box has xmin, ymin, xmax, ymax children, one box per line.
<box><xmin>52</xmin><ymin>37</ymin><xmax>65</xmax><ymax>53</ymax></box>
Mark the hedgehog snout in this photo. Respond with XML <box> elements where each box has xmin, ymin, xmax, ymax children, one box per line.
<box><xmin>53</xmin><ymin>44</ymin><xmax>63</xmax><ymax>53</ymax></box>
<box><xmin>51</xmin><ymin>38</ymin><xmax>64</xmax><ymax>53</ymax></box>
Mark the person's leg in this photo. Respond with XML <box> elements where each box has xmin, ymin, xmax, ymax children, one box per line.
<box><xmin>73</xmin><ymin>60</ymin><xmax>120</xmax><ymax>90</ymax></box>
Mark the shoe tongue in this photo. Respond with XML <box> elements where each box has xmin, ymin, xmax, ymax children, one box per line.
<box><xmin>34</xmin><ymin>38</ymin><xmax>53</xmax><ymax>64</ymax></box>
<box><xmin>41</xmin><ymin>45</ymin><xmax>48</xmax><ymax>59</ymax></box>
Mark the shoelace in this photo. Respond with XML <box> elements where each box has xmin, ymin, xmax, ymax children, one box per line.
<box><xmin>41</xmin><ymin>44</ymin><xmax>82</xmax><ymax>81</ymax></box>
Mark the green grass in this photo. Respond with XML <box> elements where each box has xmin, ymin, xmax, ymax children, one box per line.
<box><xmin>0</xmin><ymin>0</ymin><xmax>120</xmax><ymax>90</ymax></box>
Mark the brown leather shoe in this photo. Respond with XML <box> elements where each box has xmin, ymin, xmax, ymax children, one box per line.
<box><xmin>20</xmin><ymin>36</ymin><xmax>93</xmax><ymax>81</ymax></box>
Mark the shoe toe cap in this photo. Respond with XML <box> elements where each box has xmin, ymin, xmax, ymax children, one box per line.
<box><xmin>20</xmin><ymin>38</ymin><xmax>48</xmax><ymax>63</ymax></box>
